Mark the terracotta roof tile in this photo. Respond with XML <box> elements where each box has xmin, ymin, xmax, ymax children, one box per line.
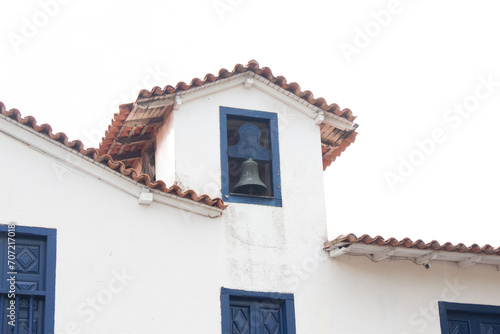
<box><xmin>138</xmin><ymin>60</ymin><xmax>357</xmax><ymax>122</ymax></box>
<box><xmin>0</xmin><ymin>102</ymin><xmax>227</xmax><ymax>210</ymax></box>
<box><xmin>325</xmin><ymin>233</ymin><xmax>500</xmax><ymax>256</ymax></box>
<box><xmin>321</xmin><ymin>131</ymin><xmax>358</xmax><ymax>170</ymax></box>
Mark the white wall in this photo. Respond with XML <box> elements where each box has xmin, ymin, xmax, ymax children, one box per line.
<box><xmin>328</xmin><ymin>254</ymin><xmax>500</xmax><ymax>334</ymax></box>
<box><xmin>2</xmin><ymin>84</ymin><xmax>500</xmax><ymax>334</ymax></box>
<box><xmin>0</xmin><ymin>125</ymin><xmax>225</xmax><ymax>333</ymax></box>
<box><xmin>155</xmin><ymin>109</ymin><xmax>175</xmax><ymax>186</ymax></box>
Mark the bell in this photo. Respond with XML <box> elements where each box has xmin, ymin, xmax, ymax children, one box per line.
<box><xmin>233</xmin><ymin>158</ymin><xmax>268</xmax><ymax>195</ymax></box>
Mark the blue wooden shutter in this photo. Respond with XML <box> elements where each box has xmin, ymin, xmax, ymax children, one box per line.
<box><xmin>229</xmin><ymin>299</ymin><xmax>283</xmax><ymax>334</ymax></box>
<box><xmin>259</xmin><ymin>305</ymin><xmax>282</xmax><ymax>334</ymax></box>
<box><xmin>222</xmin><ymin>288</ymin><xmax>294</xmax><ymax>334</ymax></box>
<box><xmin>231</xmin><ymin>305</ymin><xmax>250</xmax><ymax>334</ymax></box>
<box><xmin>448</xmin><ymin>320</ymin><xmax>471</xmax><ymax>334</ymax></box>
<box><xmin>480</xmin><ymin>323</ymin><xmax>500</xmax><ymax>333</ymax></box>
<box><xmin>445</xmin><ymin>308</ymin><xmax>500</xmax><ymax>334</ymax></box>
<box><xmin>15</xmin><ymin>237</ymin><xmax>46</xmax><ymax>293</ymax></box>
<box><xmin>1</xmin><ymin>234</ymin><xmax>47</xmax><ymax>334</ymax></box>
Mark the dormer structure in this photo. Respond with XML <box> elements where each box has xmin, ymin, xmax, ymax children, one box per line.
<box><xmin>99</xmin><ymin>61</ymin><xmax>358</xmax><ymax>203</ymax></box>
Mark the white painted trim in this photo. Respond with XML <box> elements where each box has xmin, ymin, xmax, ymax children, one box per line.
<box><xmin>136</xmin><ymin>95</ymin><xmax>175</xmax><ymax>109</ymax></box>
<box><xmin>315</xmin><ymin>111</ymin><xmax>324</xmax><ymax>125</ymax></box>
<box><xmin>329</xmin><ymin>247</ymin><xmax>350</xmax><ymax>259</ymax></box>
<box><xmin>149</xmin><ymin>188</ymin><xmax>223</xmax><ymax>218</ymax></box>
<box><xmin>0</xmin><ymin>114</ymin><xmax>224</xmax><ymax>218</ymax></box>
<box><xmin>137</xmin><ymin>73</ymin><xmax>247</xmax><ymax>108</ymax></box>
<box><xmin>174</xmin><ymin>95</ymin><xmax>182</xmax><ymax>110</ymax></box>
<box><xmin>244</xmin><ymin>77</ymin><xmax>254</xmax><ymax>88</ymax></box>
<box><xmin>372</xmin><ymin>248</ymin><xmax>395</xmax><ymax>262</ymax></box>
<box><xmin>323</xmin><ymin>111</ymin><xmax>357</xmax><ymax>132</ymax></box>
<box><xmin>139</xmin><ymin>188</ymin><xmax>153</xmax><ymax>205</ymax></box>
<box><xmin>415</xmin><ymin>251</ymin><xmax>438</xmax><ymax>265</ymax></box>
<box><xmin>458</xmin><ymin>255</ymin><xmax>483</xmax><ymax>268</ymax></box>
<box><xmin>249</xmin><ymin>75</ymin><xmax>318</xmax><ymax>119</ymax></box>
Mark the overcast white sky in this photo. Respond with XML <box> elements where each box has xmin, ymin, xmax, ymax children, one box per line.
<box><xmin>1</xmin><ymin>0</ymin><xmax>499</xmax><ymax>246</ymax></box>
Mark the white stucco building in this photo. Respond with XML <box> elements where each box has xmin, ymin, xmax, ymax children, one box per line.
<box><xmin>1</xmin><ymin>60</ymin><xmax>499</xmax><ymax>334</ymax></box>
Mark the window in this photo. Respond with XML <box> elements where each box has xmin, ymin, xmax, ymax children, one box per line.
<box><xmin>0</xmin><ymin>225</ymin><xmax>56</xmax><ymax>334</ymax></box>
<box><xmin>439</xmin><ymin>302</ymin><xmax>500</xmax><ymax>333</ymax></box>
<box><xmin>220</xmin><ymin>107</ymin><xmax>282</xmax><ymax>207</ymax></box>
<box><xmin>221</xmin><ymin>288</ymin><xmax>296</xmax><ymax>334</ymax></box>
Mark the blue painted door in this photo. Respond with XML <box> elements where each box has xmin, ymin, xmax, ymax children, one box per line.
<box><xmin>447</xmin><ymin>310</ymin><xmax>500</xmax><ymax>333</ymax></box>
<box><xmin>1</xmin><ymin>234</ymin><xmax>46</xmax><ymax>334</ymax></box>
<box><xmin>230</xmin><ymin>298</ymin><xmax>284</xmax><ymax>334</ymax></box>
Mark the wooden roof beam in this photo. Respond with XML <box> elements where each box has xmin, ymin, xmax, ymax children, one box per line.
<box><xmin>115</xmin><ymin>134</ymin><xmax>153</xmax><ymax>145</ymax></box>
<box><xmin>123</xmin><ymin>116</ymin><xmax>164</xmax><ymax>127</ymax></box>
<box><xmin>114</xmin><ymin>151</ymin><xmax>142</xmax><ymax>162</ymax></box>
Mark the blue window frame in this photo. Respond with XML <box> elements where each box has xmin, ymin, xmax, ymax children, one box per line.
<box><xmin>221</xmin><ymin>288</ymin><xmax>296</xmax><ymax>334</ymax></box>
<box><xmin>439</xmin><ymin>301</ymin><xmax>500</xmax><ymax>333</ymax></box>
<box><xmin>220</xmin><ymin>106</ymin><xmax>282</xmax><ymax>207</ymax></box>
<box><xmin>0</xmin><ymin>224</ymin><xmax>57</xmax><ymax>334</ymax></box>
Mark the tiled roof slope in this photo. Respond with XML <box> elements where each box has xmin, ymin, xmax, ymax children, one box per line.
<box><xmin>0</xmin><ymin>102</ymin><xmax>227</xmax><ymax>210</ymax></box>
<box><xmin>325</xmin><ymin>233</ymin><xmax>500</xmax><ymax>256</ymax></box>
<box><xmin>138</xmin><ymin>60</ymin><xmax>356</xmax><ymax>122</ymax></box>
<box><xmin>99</xmin><ymin>102</ymin><xmax>148</xmax><ymax>166</ymax></box>
<box><xmin>321</xmin><ymin>130</ymin><xmax>357</xmax><ymax>170</ymax></box>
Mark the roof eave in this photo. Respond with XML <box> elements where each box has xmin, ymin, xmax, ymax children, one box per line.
<box><xmin>0</xmin><ymin>105</ymin><xmax>227</xmax><ymax>214</ymax></box>
<box><xmin>325</xmin><ymin>242</ymin><xmax>500</xmax><ymax>269</ymax></box>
